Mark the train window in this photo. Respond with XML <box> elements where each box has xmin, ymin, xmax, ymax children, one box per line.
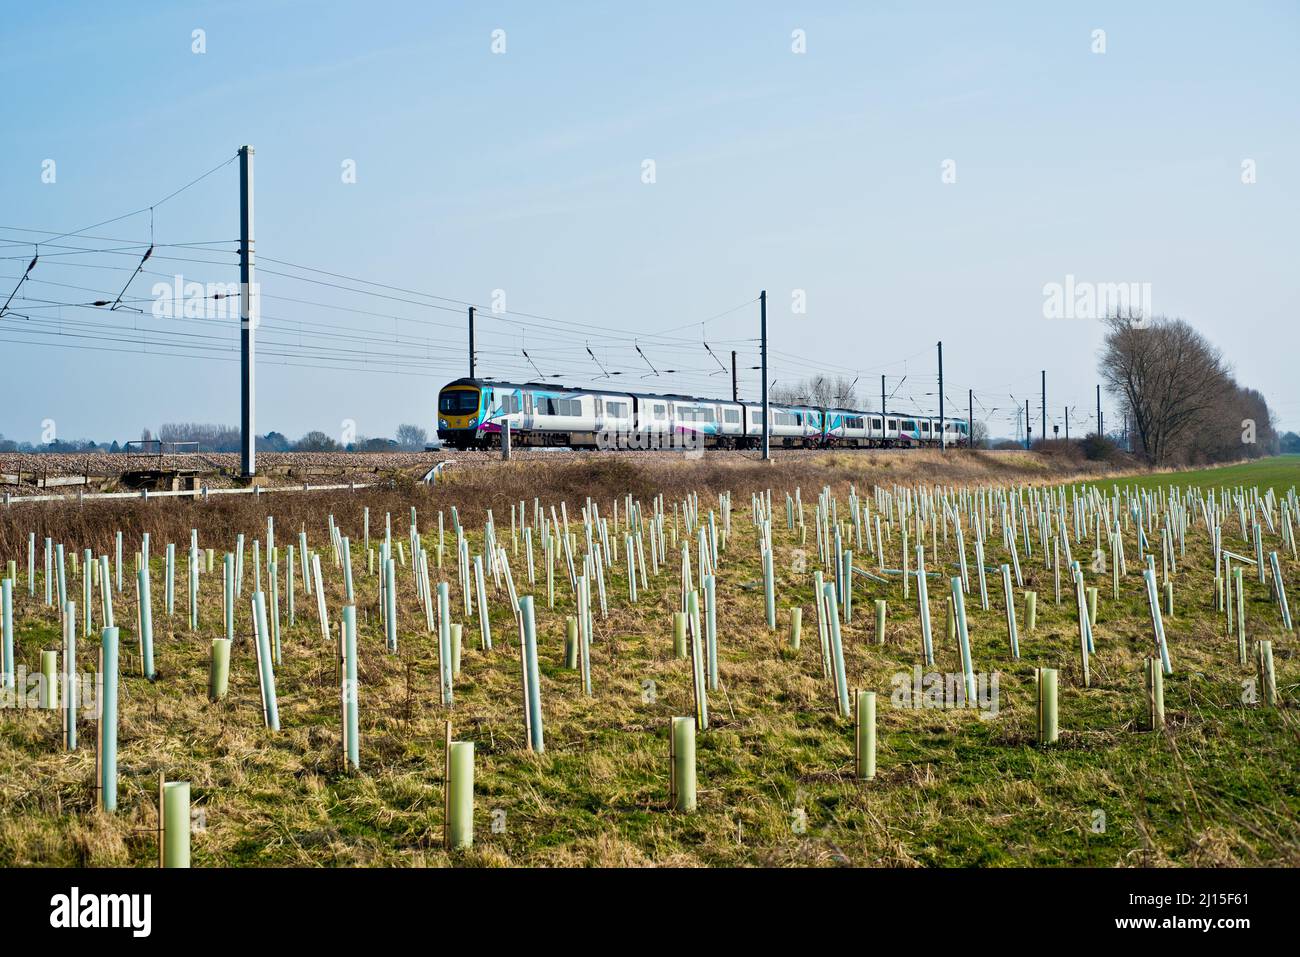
<box><xmin>902</xmin><ymin>419</ymin><xmax>916</xmax><ymax>430</ymax></box>
<box><xmin>653</xmin><ymin>404</ymin><xmax>667</xmax><ymax>420</ymax></box>
<box><xmin>606</xmin><ymin>401</ymin><xmax>628</xmax><ymax>418</ymax></box>
<box><xmin>751</xmin><ymin>411</ymin><xmax>762</xmax><ymax>425</ymax></box>
<box><xmin>871</xmin><ymin>418</ymin><xmax>882</xmax><ymax>430</ymax></box>
<box><xmin>439</xmin><ymin>390</ymin><xmax>479</xmax><ymax>414</ymax></box>
<box><xmin>723</xmin><ymin>408</ymin><xmax>740</xmax><ymax>424</ymax></box>
<box><xmin>701</xmin><ymin>408</ymin><xmax>715</xmax><ymax>423</ymax></box>
<box><xmin>540</xmin><ymin>397</ymin><xmax>580</xmax><ymax>416</ymax></box>
<box><xmin>499</xmin><ymin>394</ymin><xmax>521</xmax><ymax>415</ymax></box>
<box><xmin>887</xmin><ymin>419</ymin><xmax>899</xmax><ymax>430</ymax></box>
<box><xmin>921</xmin><ymin>421</ymin><xmax>930</xmax><ymax>432</ymax></box>
<box><xmin>847</xmin><ymin>416</ymin><xmax>863</xmax><ymax>429</ymax></box>
<box><xmin>795</xmin><ymin>413</ymin><xmax>803</xmax><ymax>426</ymax></box>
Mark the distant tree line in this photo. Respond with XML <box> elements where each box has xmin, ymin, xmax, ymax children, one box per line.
<box><xmin>0</xmin><ymin>422</ymin><xmax>433</xmax><ymax>453</ymax></box>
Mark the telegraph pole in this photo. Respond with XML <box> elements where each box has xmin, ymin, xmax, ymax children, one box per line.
<box><xmin>968</xmin><ymin>388</ymin><xmax>973</xmax><ymax>449</ymax></box>
<box><xmin>760</xmin><ymin>290</ymin><xmax>769</xmax><ymax>461</ymax></box>
<box><xmin>1025</xmin><ymin>398</ymin><xmax>1031</xmax><ymax>449</ymax></box>
<box><xmin>1040</xmin><ymin>370</ymin><xmax>1046</xmax><ymax>448</ymax></box>
<box><xmin>731</xmin><ymin>350</ymin><xmax>738</xmax><ymax>402</ymax></box>
<box><xmin>937</xmin><ymin>340</ymin><xmax>945</xmax><ymax>451</ymax></box>
<box><xmin>881</xmin><ymin>375</ymin><xmax>886</xmax><ymax>418</ymax></box>
<box><xmin>1096</xmin><ymin>384</ymin><xmax>1103</xmax><ymax>439</ymax></box>
<box><xmin>1064</xmin><ymin>406</ymin><xmax>1069</xmax><ymax>441</ymax></box>
<box><xmin>468</xmin><ymin>306</ymin><xmax>476</xmax><ymax>378</ymax></box>
<box><xmin>239</xmin><ymin>145</ymin><xmax>255</xmax><ymax>480</ymax></box>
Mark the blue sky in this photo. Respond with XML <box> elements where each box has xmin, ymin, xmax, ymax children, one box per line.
<box><xmin>2</xmin><ymin>0</ymin><xmax>1296</xmax><ymax>443</ymax></box>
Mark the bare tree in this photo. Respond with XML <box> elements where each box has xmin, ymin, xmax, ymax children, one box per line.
<box><xmin>396</xmin><ymin>423</ymin><xmax>428</xmax><ymax>449</ymax></box>
<box><xmin>1099</xmin><ymin>314</ymin><xmax>1235</xmax><ymax>466</ymax></box>
<box><xmin>770</xmin><ymin>375</ymin><xmax>863</xmax><ymax>408</ymax></box>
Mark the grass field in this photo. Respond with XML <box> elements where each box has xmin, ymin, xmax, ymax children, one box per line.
<box><xmin>1073</xmin><ymin>455</ymin><xmax>1300</xmax><ymax>499</ymax></box>
<box><xmin>0</xmin><ymin>454</ymin><xmax>1295</xmax><ymax>867</ymax></box>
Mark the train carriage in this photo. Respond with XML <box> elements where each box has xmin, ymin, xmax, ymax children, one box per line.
<box><xmin>437</xmin><ymin>377</ymin><xmax>975</xmax><ymax>451</ymax></box>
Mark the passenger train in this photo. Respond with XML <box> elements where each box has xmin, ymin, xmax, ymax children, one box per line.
<box><xmin>437</xmin><ymin>378</ymin><xmax>970</xmax><ymax>451</ymax></box>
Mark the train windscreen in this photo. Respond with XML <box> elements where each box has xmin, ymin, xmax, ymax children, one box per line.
<box><xmin>439</xmin><ymin>390</ymin><xmax>480</xmax><ymax>414</ymax></box>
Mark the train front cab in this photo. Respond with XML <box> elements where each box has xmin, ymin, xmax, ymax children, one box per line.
<box><xmin>437</xmin><ymin>380</ymin><xmax>484</xmax><ymax>449</ymax></box>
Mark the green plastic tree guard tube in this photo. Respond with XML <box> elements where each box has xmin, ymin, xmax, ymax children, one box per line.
<box><xmin>99</xmin><ymin>555</ymin><xmax>113</xmax><ymax>628</ymax></box>
<box><xmin>1234</xmin><ymin>567</ymin><xmax>1246</xmax><ymax>665</ymax></box>
<box><xmin>1163</xmin><ymin>580</ymin><xmax>1173</xmax><ymax>619</ymax></box>
<box><xmin>1</xmin><ymin>578</ymin><xmax>12</xmax><ymax>689</ymax></box>
<box><xmin>1036</xmin><ymin>667</ymin><xmax>1058</xmax><ymax>745</ymax></box>
<box><xmin>1144</xmin><ymin>657</ymin><xmax>1164</xmax><ymax>730</ymax></box>
<box><xmin>437</xmin><ymin>583</ymin><xmax>454</xmax><ymax>704</ymax></box>
<box><xmin>1024</xmin><ymin>590</ymin><xmax>1037</xmax><ymax>633</ymax></box>
<box><xmin>343</xmin><ymin>604</ymin><xmax>360</xmax><ymax>769</ymax></box>
<box><xmin>223</xmin><ymin>554</ymin><xmax>235</xmax><ymax>642</ymax></box>
<box><xmin>190</xmin><ymin>551</ymin><xmax>200</xmax><ymax>632</ymax></box>
<box><xmin>41</xmin><ymin>649</ymin><xmax>59</xmax><ymax>709</ymax></box>
<box><xmin>342</xmin><ymin>536</ymin><xmax>354</xmax><ymax>603</ymax></box>
<box><xmin>82</xmin><ymin>554</ymin><xmax>92</xmax><ymax>637</ymax></box>
<box><xmin>473</xmin><ymin>556</ymin><xmax>491</xmax><ymax>651</ymax></box>
<box><xmin>703</xmin><ymin>575</ymin><xmax>718</xmax><ymax>691</ymax></box>
<box><xmin>874</xmin><ymin>599</ymin><xmax>887</xmax><ymax>647</ymax></box>
<box><xmin>165</xmin><ymin>543</ymin><xmax>175</xmax><ymax>616</ymax></box>
<box><xmin>519</xmin><ymin>596</ymin><xmax>544</xmax><ymax>753</ymax></box>
<box><xmin>687</xmin><ymin>589</ymin><xmax>709</xmax><ymax>729</ymax></box>
<box><xmin>1001</xmin><ymin>565</ymin><xmax>1020</xmax><ymax>659</ymax></box>
<box><xmin>447</xmin><ymin>741</ymin><xmax>475</xmax><ymax>849</ymax></box>
<box><xmin>949</xmin><ymin>578</ymin><xmax>977</xmax><ymax>703</ymax></box>
<box><xmin>98</xmin><ymin>627</ymin><xmax>120</xmax><ymax>811</ymax></box>
<box><xmin>823</xmin><ymin>583</ymin><xmax>851</xmax><ymax>718</ymax></box>
<box><xmin>916</xmin><ymin>546</ymin><xmax>934</xmax><ymax>665</ymax></box>
<box><xmin>763</xmin><ymin>548</ymin><xmax>776</xmax><ymax>631</ymax></box>
<box><xmin>55</xmin><ymin>543</ymin><xmax>67</xmax><ymax>613</ymax></box>
<box><xmin>842</xmin><ymin>548</ymin><xmax>853</xmax><ymax>622</ymax></box>
<box><xmin>286</xmin><ymin>546</ymin><xmax>295</xmax><ymax>627</ymax></box>
<box><xmin>855</xmin><ymin>690</ymin><xmax>877</xmax><ymax>781</ymax></box>
<box><xmin>1257</xmin><ymin>640</ymin><xmax>1277</xmax><ymax>706</ymax></box>
<box><xmin>564</xmin><ymin>615</ymin><xmax>578</xmax><ymax>669</ymax></box>
<box><xmin>268</xmin><ymin>561</ymin><xmax>280</xmax><ymax>664</ymax></box>
<box><xmin>673</xmin><ymin>611</ymin><xmax>687</xmax><ymax>659</ymax></box>
<box><xmin>451</xmin><ymin>623</ymin><xmax>463</xmax><ymax>676</ymax></box>
<box><xmin>384</xmin><ymin>557</ymin><xmax>398</xmax><ymax>652</ymax></box>
<box><xmin>251</xmin><ymin>592</ymin><xmax>280</xmax><ymax>731</ymax></box>
<box><xmin>789</xmin><ymin>607</ymin><xmax>802</xmax><ymax>651</ymax></box>
<box><xmin>1087</xmin><ymin>586</ymin><xmax>1099</xmax><ymax>627</ymax></box>
<box><xmin>670</xmin><ymin>716</ymin><xmax>697</xmax><ymax>812</ymax></box>
<box><xmin>63</xmin><ymin>603</ymin><xmax>76</xmax><ymax>750</ymax></box>
<box><xmin>138</xmin><ymin>568</ymin><xmax>155</xmax><ymax>679</ymax></box>
<box><xmin>209</xmin><ymin>639</ymin><xmax>231</xmax><ymax>701</ymax></box>
<box><xmin>161</xmin><ymin>781</ymin><xmax>191</xmax><ymax>868</ymax></box>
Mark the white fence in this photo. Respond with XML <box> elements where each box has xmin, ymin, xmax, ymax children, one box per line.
<box><xmin>2</xmin><ymin>482</ymin><xmax>376</xmax><ymax>507</ymax></box>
